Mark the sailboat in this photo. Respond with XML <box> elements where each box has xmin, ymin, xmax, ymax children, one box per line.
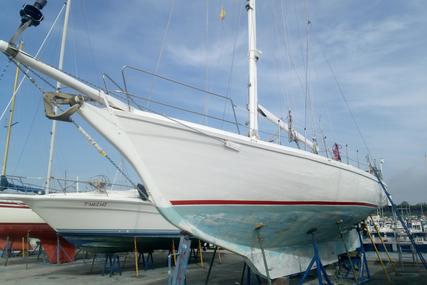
<box><xmin>5</xmin><ymin>189</ymin><xmax>181</xmax><ymax>253</ymax></box>
<box><xmin>0</xmin><ymin>0</ymin><xmax>387</xmax><ymax>278</ymax></box>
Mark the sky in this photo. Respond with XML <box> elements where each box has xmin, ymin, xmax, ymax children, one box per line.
<box><xmin>0</xmin><ymin>0</ymin><xmax>425</xmax><ymax>202</ymax></box>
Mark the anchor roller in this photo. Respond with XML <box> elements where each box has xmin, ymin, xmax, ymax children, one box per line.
<box><xmin>43</xmin><ymin>92</ymin><xmax>83</xmax><ymax>122</ymax></box>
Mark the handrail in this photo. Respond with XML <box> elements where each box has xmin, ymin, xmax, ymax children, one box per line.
<box><xmin>120</xmin><ymin>65</ymin><xmax>240</xmax><ymax>134</ymax></box>
<box><xmin>112</xmin><ymin>90</ymin><xmax>242</xmax><ymax>127</ymax></box>
<box><xmin>0</xmin><ymin>174</ymin><xmax>132</xmax><ymax>194</ymax></box>
<box><xmin>102</xmin><ymin>73</ymin><xmax>131</xmax><ymax>111</ymax></box>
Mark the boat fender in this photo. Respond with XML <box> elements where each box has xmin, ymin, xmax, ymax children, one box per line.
<box><xmin>136</xmin><ymin>184</ymin><xmax>148</xmax><ymax>201</ymax></box>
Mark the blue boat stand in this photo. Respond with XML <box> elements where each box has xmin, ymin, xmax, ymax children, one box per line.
<box><xmin>299</xmin><ymin>228</ymin><xmax>333</xmax><ymax>285</ymax></box>
<box><xmin>355</xmin><ymin>225</ymin><xmax>370</xmax><ymax>283</ymax></box>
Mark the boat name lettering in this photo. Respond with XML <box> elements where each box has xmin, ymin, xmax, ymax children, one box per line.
<box><xmin>84</xmin><ymin>201</ymin><xmax>107</xmax><ymax>207</ymax></box>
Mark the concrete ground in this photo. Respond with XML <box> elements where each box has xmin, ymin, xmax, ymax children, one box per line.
<box><xmin>0</xmin><ymin>250</ymin><xmax>426</xmax><ymax>284</ymax></box>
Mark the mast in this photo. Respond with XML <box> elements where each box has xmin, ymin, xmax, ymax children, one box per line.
<box><xmin>246</xmin><ymin>0</ymin><xmax>259</xmax><ymax>139</ymax></box>
<box><xmin>1</xmin><ymin>42</ymin><xmax>23</xmax><ymax>176</ymax></box>
<box><xmin>44</xmin><ymin>0</ymin><xmax>71</xmax><ymax>193</ymax></box>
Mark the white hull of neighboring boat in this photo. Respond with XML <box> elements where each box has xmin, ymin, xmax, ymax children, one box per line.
<box><xmin>0</xmin><ymin>200</ymin><xmax>44</xmax><ymax>225</ymax></box>
<box><xmin>12</xmin><ymin>190</ymin><xmax>179</xmax><ymax>238</ymax></box>
<box><xmin>78</xmin><ymin>103</ymin><xmax>387</xmax><ymax>278</ymax></box>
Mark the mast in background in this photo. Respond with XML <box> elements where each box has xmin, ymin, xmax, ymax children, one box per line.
<box><xmin>45</xmin><ymin>0</ymin><xmax>71</xmax><ymax>194</ymax></box>
<box><xmin>1</xmin><ymin>42</ymin><xmax>23</xmax><ymax>176</ymax></box>
<box><xmin>246</xmin><ymin>0</ymin><xmax>259</xmax><ymax>139</ymax></box>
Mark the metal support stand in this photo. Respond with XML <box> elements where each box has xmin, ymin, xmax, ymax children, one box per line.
<box><xmin>137</xmin><ymin>250</ymin><xmax>154</xmax><ymax>269</ymax></box>
<box><xmin>2</xmin><ymin>236</ymin><xmax>12</xmax><ymax>266</ymax></box>
<box><xmin>336</xmin><ymin>220</ymin><xmax>358</xmax><ymax>284</ymax></box>
<box><xmin>240</xmin><ymin>262</ymin><xmax>263</xmax><ymax>285</ymax></box>
<box><xmin>169</xmin><ymin>234</ymin><xmax>192</xmax><ymax>285</ymax></box>
<box><xmin>299</xmin><ymin>229</ymin><xmax>333</xmax><ymax>285</ymax></box>
<box><xmin>356</xmin><ymin>226</ymin><xmax>370</xmax><ymax>283</ymax></box>
<box><xmin>102</xmin><ymin>253</ymin><xmax>122</xmax><ymax>277</ymax></box>
<box><xmin>56</xmin><ymin>234</ymin><xmax>60</xmax><ymax>264</ymax></box>
<box><xmin>204</xmin><ymin>246</ymin><xmax>218</xmax><ymax>285</ymax></box>
<box><xmin>138</xmin><ymin>252</ymin><xmax>145</xmax><ymax>268</ymax></box>
<box><xmin>90</xmin><ymin>254</ymin><xmax>97</xmax><ymax>273</ymax></box>
<box><xmin>254</xmin><ymin>223</ymin><xmax>271</xmax><ymax>285</ymax></box>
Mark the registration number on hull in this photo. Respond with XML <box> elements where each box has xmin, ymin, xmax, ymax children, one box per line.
<box><xmin>84</xmin><ymin>201</ymin><xmax>107</xmax><ymax>207</ymax></box>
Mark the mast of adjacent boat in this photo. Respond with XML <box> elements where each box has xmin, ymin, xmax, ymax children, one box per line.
<box><xmin>246</xmin><ymin>0</ymin><xmax>259</xmax><ymax>139</ymax></box>
<box><xmin>1</xmin><ymin>42</ymin><xmax>23</xmax><ymax>177</ymax></box>
<box><xmin>45</xmin><ymin>0</ymin><xmax>71</xmax><ymax>194</ymax></box>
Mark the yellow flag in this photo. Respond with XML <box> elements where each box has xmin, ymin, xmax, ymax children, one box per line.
<box><xmin>219</xmin><ymin>6</ymin><xmax>226</xmax><ymax>22</ymax></box>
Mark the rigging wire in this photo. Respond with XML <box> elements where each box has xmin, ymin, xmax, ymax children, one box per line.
<box><xmin>0</xmin><ymin>3</ymin><xmax>66</xmax><ymax>123</ymax></box>
<box><xmin>0</xmin><ymin>60</ymin><xmax>11</xmax><ymax>85</ymax></box>
<box><xmin>80</xmin><ymin>0</ymin><xmax>101</xmax><ymax>81</ymax></box>
<box><xmin>291</xmin><ymin>0</ymin><xmax>307</xmax><ymax>71</ymax></box>
<box><xmin>279</xmin><ymin>0</ymin><xmax>305</xmax><ymax>101</ymax></box>
<box><xmin>146</xmin><ymin>0</ymin><xmax>176</xmax><ymax>108</ymax></box>
<box><xmin>1</xmin><ymin>4</ymin><xmax>65</xmax><ymax>175</ymax></box>
<box><xmin>203</xmin><ymin>0</ymin><xmax>210</xmax><ymax>125</ymax></box>
<box><xmin>272</xmin><ymin>0</ymin><xmax>290</xmax><ymax>112</ymax></box>
<box><xmin>69</xmin><ymin>4</ymin><xmax>79</xmax><ymax>78</ymax></box>
<box><xmin>10</xmin><ymin>60</ymin><xmax>138</xmax><ymax>188</ymax></box>
<box><xmin>12</xmin><ymin>56</ymin><xmax>290</xmax><ymax>157</ymax></box>
<box><xmin>221</xmin><ymin>0</ymin><xmax>243</xmax><ymax>131</ymax></box>
<box><xmin>154</xmin><ymin>0</ymin><xmax>176</xmax><ymax>75</ymax></box>
<box><xmin>303</xmin><ymin>0</ymin><xmax>311</xmax><ymax>150</ymax></box>
<box><xmin>278</xmin><ymin>0</ymin><xmax>307</xmax><ymax>138</ymax></box>
<box><xmin>322</xmin><ymin>53</ymin><xmax>372</xmax><ymax>157</ymax></box>
<box><xmin>12</xmin><ymin>99</ymin><xmax>42</xmax><ymax>173</ymax></box>
<box><xmin>270</xmin><ymin>1</ymin><xmax>289</xmax><ymax>124</ymax></box>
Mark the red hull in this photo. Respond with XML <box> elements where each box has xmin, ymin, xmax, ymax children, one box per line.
<box><xmin>0</xmin><ymin>223</ymin><xmax>53</xmax><ymax>239</ymax></box>
<box><xmin>0</xmin><ymin>202</ymin><xmax>75</xmax><ymax>263</ymax></box>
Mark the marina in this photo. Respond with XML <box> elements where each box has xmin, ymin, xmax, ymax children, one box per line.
<box><xmin>0</xmin><ymin>0</ymin><xmax>426</xmax><ymax>284</ymax></box>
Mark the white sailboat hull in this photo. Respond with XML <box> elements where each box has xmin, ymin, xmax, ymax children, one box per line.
<box><xmin>78</xmin><ymin>103</ymin><xmax>386</xmax><ymax>278</ymax></box>
<box><xmin>0</xmin><ymin>37</ymin><xmax>387</xmax><ymax>278</ymax></box>
<box><xmin>0</xmin><ymin>200</ymin><xmax>45</xmax><ymax>225</ymax></box>
<box><xmin>14</xmin><ymin>190</ymin><xmax>179</xmax><ymax>239</ymax></box>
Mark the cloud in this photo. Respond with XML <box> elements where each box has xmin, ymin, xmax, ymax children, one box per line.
<box><xmin>166</xmin><ymin>32</ymin><xmax>245</xmax><ymax>69</ymax></box>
